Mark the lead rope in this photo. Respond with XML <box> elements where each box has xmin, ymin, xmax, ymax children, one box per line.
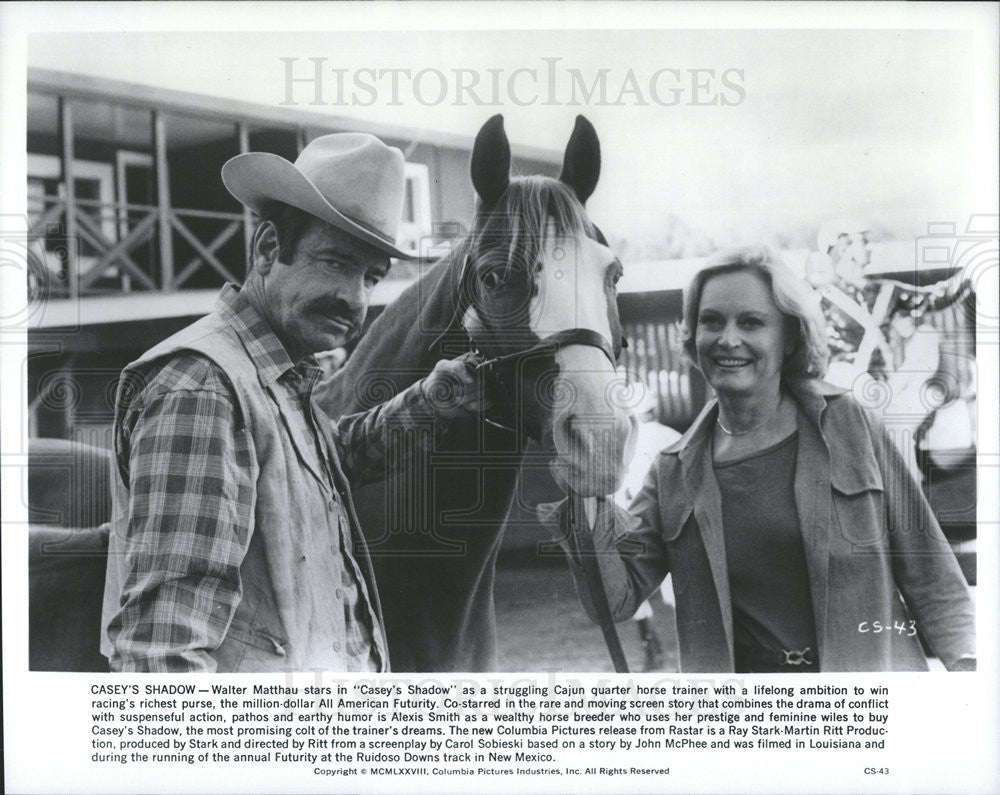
<box><xmin>566</xmin><ymin>491</ymin><xmax>630</xmax><ymax>673</ymax></box>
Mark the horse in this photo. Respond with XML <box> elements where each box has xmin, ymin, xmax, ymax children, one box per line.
<box><xmin>316</xmin><ymin>114</ymin><xmax>636</xmax><ymax>672</ymax></box>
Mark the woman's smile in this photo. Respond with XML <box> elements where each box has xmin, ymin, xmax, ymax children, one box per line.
<box><xmin>712</xmin><ymin>355</ymin><xmax>753</xmax><ymax>368</ymax></box>
<box><xmin>696</xmin><ymin>270</ymin><xmax>788</xmax><ymax>398</ymax></box>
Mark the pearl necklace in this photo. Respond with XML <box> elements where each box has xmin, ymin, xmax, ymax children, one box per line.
<box><xmin>716</xmin><ymin>397</ymin><xmax>783</xmax><ymax>437</ymax></box>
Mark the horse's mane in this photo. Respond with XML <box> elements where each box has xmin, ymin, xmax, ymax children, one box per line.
<box><xmin>317</xmin><ymin>175</ymin><xmax>594</xmax><ymax>414</ymax></box>
<box><xmin>473</xmin><ymin>176</ymin><xmax>595</xmax><ymax>282</ymax></box>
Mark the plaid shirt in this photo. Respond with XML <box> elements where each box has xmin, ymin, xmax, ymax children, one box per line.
<box><xmin>109</xmin><ymin>285</ymin><xmax>436</xmax><ymax>672</ymax></box>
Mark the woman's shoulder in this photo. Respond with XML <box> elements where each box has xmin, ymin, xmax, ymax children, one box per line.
<box><xmin>789</xmin><ymin>377</ymin><xmax>881</xmax><ymax>424</ymax></box>
<box><xmin>820</xmin><ymin>382</ymin><xmax>884</xmax><ymax>430</ymax></box>
<box><xmin>659</xmin><ymin>400</ymin><xmax>717</xmax><ymax>456</ymax></box>
<box><xmin>787</xmin><ymin>378</ymin><xmax>891</xmax><ymax>468</ymax></box>
<box><xmin>653</xmin><ymin>427</ymin><xmax>706</xmax><ymax>468</ymax></box>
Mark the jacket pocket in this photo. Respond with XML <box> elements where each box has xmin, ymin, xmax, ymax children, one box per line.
<box><xmin>830</xmin><ymin>441</ymin><xmax>886</xmax><ymax>547</ymax></box>
<box><xmin>832</xmin><ymin>483</ymin><xmax>886</xmax><ymax>547</ymax></box>
<box><xmin>659</xmin><ymin>501</ymin><xmax>693</xmax><ymax>544</ymax></box>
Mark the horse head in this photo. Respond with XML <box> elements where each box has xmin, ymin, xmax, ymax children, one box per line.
<box><xmin>454</xmin><ymin>114</ymin><xmax>636</xmax><ymax>497</ymax></box>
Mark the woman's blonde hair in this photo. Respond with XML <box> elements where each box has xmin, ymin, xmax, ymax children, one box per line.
<box><xmin>682</xmin><ymin>245</ymin><xmax>829</xmax><ymax>379</ymax></box>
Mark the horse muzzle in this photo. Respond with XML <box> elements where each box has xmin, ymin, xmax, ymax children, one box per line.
<box><xmin>548</xmin><ymin>346</ymin><xmax>638</xmax><ymax>497</ymax></box>
<box><xmin>470</xmin><ymin>328</ymin><xmax>635</xmax><ymax>497</ymax></box>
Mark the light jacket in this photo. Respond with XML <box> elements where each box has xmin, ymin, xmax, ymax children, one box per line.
<box><xmin>560</xmin><ymin>379</ymin><xmax>975</xmax><ymax>672</ymax></box>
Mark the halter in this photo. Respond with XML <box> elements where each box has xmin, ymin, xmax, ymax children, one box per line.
<box><xmin>430</xmin><ymin>250</ymin><xmax>626</xmax><ymax>442</ymax></box>
<box><xmin>471</xmin><ymin>326</ymin><xmax>621</xmax><ymax>441</ymax></box>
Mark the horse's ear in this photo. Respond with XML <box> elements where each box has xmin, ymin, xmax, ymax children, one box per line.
<box><xmin>471</xmin><ymin>114</ymin><xmax>511</xmax><ymax>211</ymax></box>
<box><xmin>559</xmin><ymin>115</ymin><xmax>601</xmax><ymax>205</ymax></box>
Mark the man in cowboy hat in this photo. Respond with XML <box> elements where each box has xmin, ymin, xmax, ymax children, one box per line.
<box><xmin>816</xmin><ymin>218</ymin><xmax>872</xmax><ymax>286</ymax></box>
<box><xmin>101</xmin><ymin>134</ymin><xmax>483</xmax><ymax>672</ymax></box>
<box><xmin>808</xmin><ymin>218</ymin><xmax>889</xmax><ymax>384</ymax></box>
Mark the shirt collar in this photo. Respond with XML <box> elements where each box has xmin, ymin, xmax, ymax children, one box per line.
<box><xmin>215</xmin><ymin>283</ymin><xmax>317</xmax><ymax>385</ymax></box>
<box><xmin>671</xmin><ymin>377</ymin><xmax>846</xmax><ymax>460</ymax></box>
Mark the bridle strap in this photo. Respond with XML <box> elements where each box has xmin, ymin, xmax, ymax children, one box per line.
<box><xmin>567</xmin><ymin>493</ymin><xmax>630</xmax><ymax>673</ymax></box>
<box><xmin>478</xmin><ymin>326</ymin><xmax>619</xmax><ymax>370</ymax></box>
<box><xmin>470</xmin><ymin>326</ymin><xmax>621</xmax><ymax>442</ymax></box>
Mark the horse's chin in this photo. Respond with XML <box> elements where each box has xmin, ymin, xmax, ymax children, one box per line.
<box><xmin>562</xmin><ymin>466</ymin><xmax>628</xmax><ymax>499</ymax></box>
<box><xmin>544</xmin><ymin>346</ymin><xmax>638</xmax><ymax>498</ymax></box>
<box><xmin>548</xmin><ymin>410</ymin><xmax>638</xmax><ymax>498</ymax></box>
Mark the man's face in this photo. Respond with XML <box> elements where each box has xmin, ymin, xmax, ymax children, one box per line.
<box><xmin>845</xmin><ymin>231</ymin><xmax>871</xmax><ymax>268</ymax></box>
<box><xmin>832</xmin><ymin>231</ymin><xmax>871</xmax><ymax>282</ymax></box>
<box><xmin>262</xmin><ymin>219</ymin><xmax>390</xmax><ymax>359</ymax></box>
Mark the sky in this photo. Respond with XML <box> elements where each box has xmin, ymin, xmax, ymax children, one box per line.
<box><xmin>20</xmin><ymin>18</ymin><xmax>998</xmax><ymax>253</ymax></box>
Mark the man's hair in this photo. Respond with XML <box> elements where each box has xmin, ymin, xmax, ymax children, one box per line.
<box><xmin>682</xmin><ymin>245</ymin><xmax>830</xmax><ymax>380</ymax></box>
<box><xmin>259</xmin><ymin>202</ymin><xmax>316</xmax><ymax>263</ymax></box>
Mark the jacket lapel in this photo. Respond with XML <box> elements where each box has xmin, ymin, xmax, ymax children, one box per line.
<box><xmin>678</xmin><ymin>402</ymin><xmax>735</xmax><ymax>665</ymax></box>
<box><xmin>793</xmin><ymin>404</ymin><xmax>832</xmax><ymax>658</ymax></box>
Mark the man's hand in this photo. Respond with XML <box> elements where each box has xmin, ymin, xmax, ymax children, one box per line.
<box><xmin>419</xmin><ymin>353</ymin><xmax>491</xmax><ymax>419</ymax></box>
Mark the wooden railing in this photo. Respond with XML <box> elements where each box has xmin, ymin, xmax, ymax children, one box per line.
<box><xmin>620</xmin><ymin>318</ymin><xmax>696</xmax><ymax>428</ymax></box>
<box><xmin>617</xmin><ymin>290</ymin><xmax>704</xmax><ymax>429</ymax></box>
<box><xmin>27</xmin><ymin>193</ymin><xmax>246</xmax><ymax>298</ymax></box>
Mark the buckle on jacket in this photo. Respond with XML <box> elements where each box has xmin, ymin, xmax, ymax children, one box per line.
<box><xmin>781</xmin><ymin>647</ymin><xmax>814</xmax><ymax>666</ymax></box>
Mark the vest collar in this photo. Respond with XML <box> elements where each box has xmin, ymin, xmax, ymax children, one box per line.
<box><xmin>216</xmin><ymin>284</ymin><xmax>308</xmax><ymax>385</ymax></box>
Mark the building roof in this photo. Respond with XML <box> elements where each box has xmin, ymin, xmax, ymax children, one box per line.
<box><xmin>28</xmin><ymin>68</ymin><xmax>562</xmax><ymax>164</ymax></box>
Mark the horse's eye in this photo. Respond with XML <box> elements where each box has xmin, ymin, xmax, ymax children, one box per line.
<box><xmin>482</xmin><ymin>271</ymin><xmax>504</xmax><ymax>289</ymax></box>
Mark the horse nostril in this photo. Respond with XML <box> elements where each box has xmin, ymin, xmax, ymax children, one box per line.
<box><xmin>560</xmin><ymin>413</ymin><xmax>583</xmax><ymax>443</ymax></box>
<box><xmin>561</xmin><ymin>412</ymin><xmax>630</xmax><ymax>450</ymax></box>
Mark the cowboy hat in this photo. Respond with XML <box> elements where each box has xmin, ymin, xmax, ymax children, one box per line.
<box><xmin>222</xmin><ymin>133</ymin><xmax>413</xmax><ymax>259</ymax></box>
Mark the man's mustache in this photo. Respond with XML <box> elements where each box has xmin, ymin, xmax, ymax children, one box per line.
<box><xmin>310</xmin><ymin>300</ymin><xmax>364</xmax><ymax>334</ymax></box>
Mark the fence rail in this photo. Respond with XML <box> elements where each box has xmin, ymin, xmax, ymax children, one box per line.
<box><xmin>620</xmin><ymin>319</ymin><xmax>696</xmax><ymax>427</ymax></box>
<box><xmin>27</xmin><ymin>194</ymin><xmax>247</xmax><ymax>297</ymax></box>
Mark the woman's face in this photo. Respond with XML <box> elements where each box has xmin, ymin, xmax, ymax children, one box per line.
<box><xmin>695</xmin><ymin>270</ymin><xmax>789</xmax><ymax>399</ymax></box>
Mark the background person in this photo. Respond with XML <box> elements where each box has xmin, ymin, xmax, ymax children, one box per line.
<box><xmin>548</xmin><ymin>245</ymin><xmax>975</xmax><ymax>672</ymax></box>
<box><xmin>809</xmin><ymin>219</ymin><xmax>891</xmax><ymax>387</ymax></box>
<box><xmin>809</xmin><ymin>219</ymin><xmax>975</xmax><ymax>481</ymax></box>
